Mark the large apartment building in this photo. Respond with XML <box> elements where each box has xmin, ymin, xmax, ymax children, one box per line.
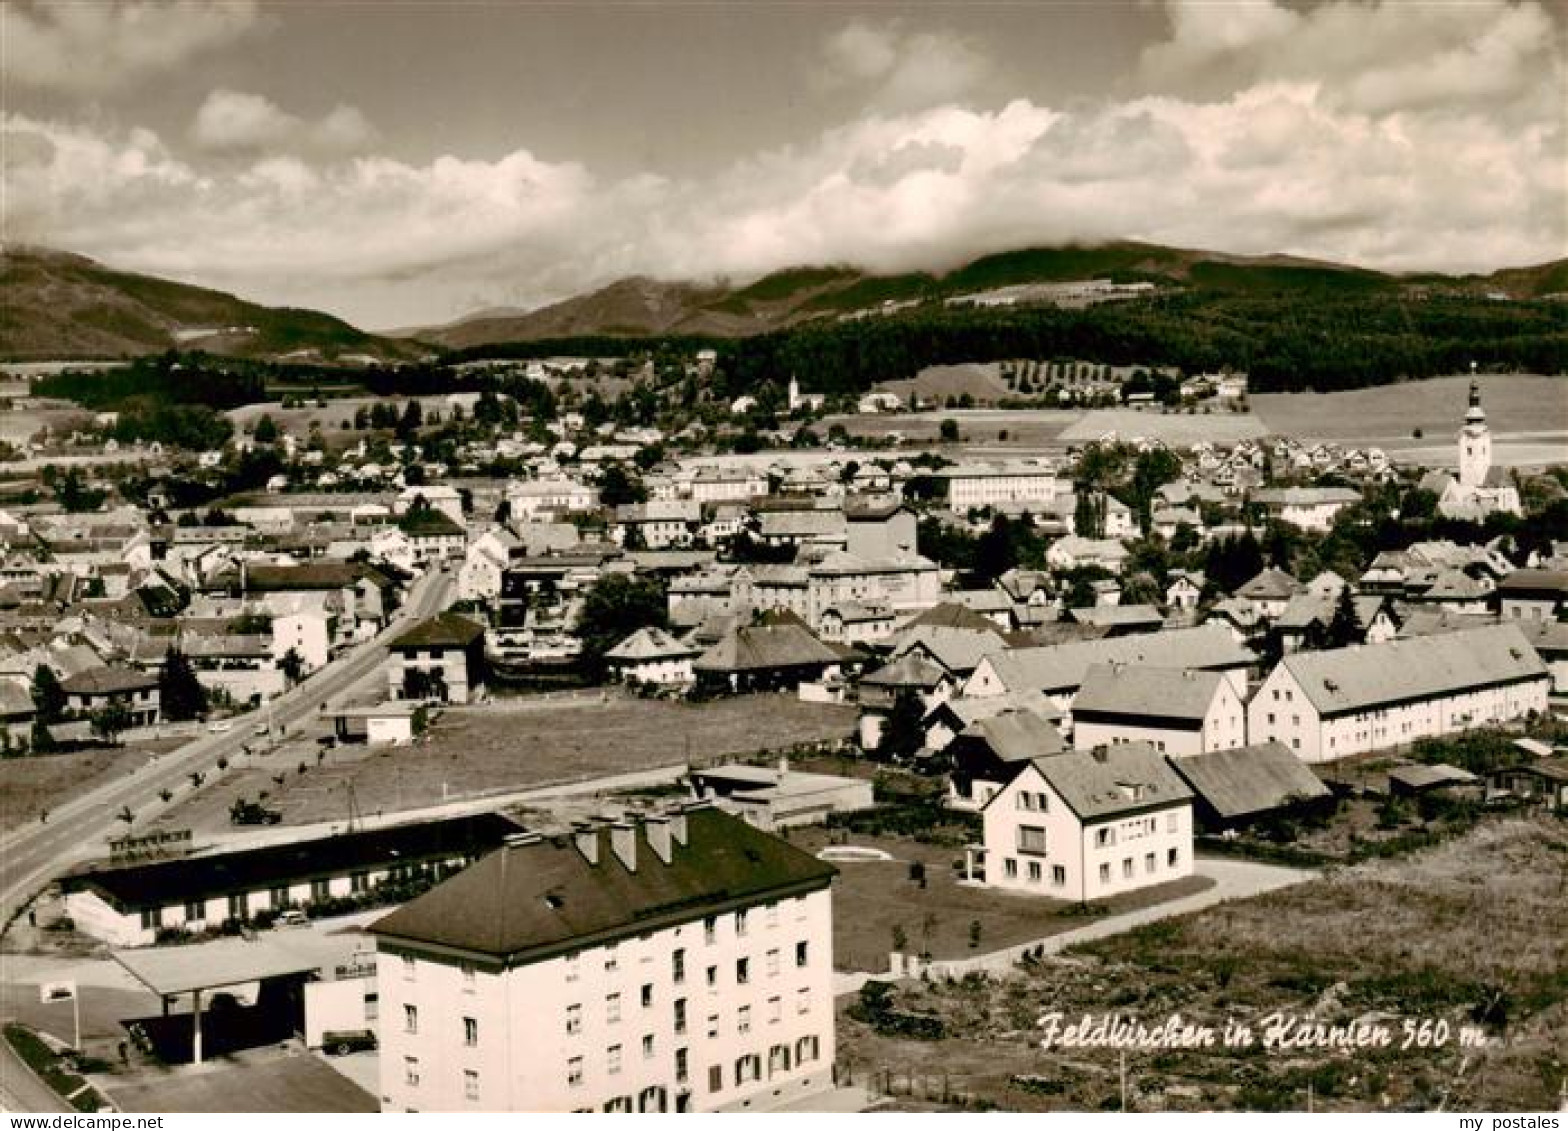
<box><xmin>1246</xmin><ymin>624</ymin><xmax>1550</xmax><ymax>764</ymax></box>
<box><xmin>369</xmin><ymin>806</ymin><xmax>837</xmax><ymax>1113</ymax></box>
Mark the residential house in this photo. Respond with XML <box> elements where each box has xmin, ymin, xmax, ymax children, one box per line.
<box><xmin>946</xmin><ymin>709</ymin><xmax>1066</xmax><ymax>810</ymax></box>
<box><xmin>1070</xmin><ymin>664</ymin><xmax>1247</xmax><ymax>757</ymax></box>
<box><xmin>1165</xmin><ymin>741</ymin><xmax>1332</xmax><ymax>832</ymax></box>
<box><xmin>387</xmin><ymin>613</ymin><xmax>487</xmax><ymax>704</ymax></box>
<box><xmin>61</xmin><ymin>666</ymin><xmax>160</xmax><ymax>728</ymax></box>
<box><xmin>604</xmin><ymin>627</ymin><xmax>699</xmax><ymax>687</ymax></box>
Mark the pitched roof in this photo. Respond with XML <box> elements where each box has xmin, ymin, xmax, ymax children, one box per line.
<box><xmin>1275</xmin><ymin>624</ymin><xmax>1547</xmax><ymax>717</ymax></box>
<box><xmin>1497</xmin><ymin>569</ymin><xmax>1568</xmax><ymax>598</ymax></box>
<box><xmin>861</xmin><ymin>652</ymin><xmax>948</xmax><ymax>690</ymax></box>
<box><xmin>978</xmin><ymin>625</ymin><xmax>1253</xmax><ymax>696</ymax></box>
<box><xmin>1165</xmin><ymin>741</ymin><xmax>1330</xmax><ymax>820</ymax></box>
<box><xmin>389</xmin><ymin>611</ymin><xmax>485</xmax><ymax>650</ymax></box>
<box><xmin>893</xmin><ymin>625</ymin><xmax>1007</xmax><ymax>675</ymax></box>
<box><xmin>693</xmin><ymin>623</ymin><xmax>840</xmax><ymax>673</ymax></box>
<box><xmin>60</xmin><ymin>666</ymin><xmax>157</xmax><ymax>695</ymax></box>
<box><xmin>370</xmin><ymin>807</ymin><xmax>835</xmax><ymax>962</ymax></box>
<box><xmin>960</xmin><ymin>709</ymin><xmax>1065</xmax><ymax>762</ymax></box>
<box><xmin>1073</xmin><ymin>664</ymin><xmax>1227</xmax><ymax>723</ymax></box>
<box><xmin>398</xmin><ymin>508</ymin><xmax>467</xmax><ymax>537</ymax></box>
<box><xmin>1008</xmin><ymin>742</ymin><xmax>1193</xmax><ymax>821</ymax></box>
<box><xmin>1069</xmin><ymin>604</ymin><xmax>1165</xmax><ymax>630</ymax></box>
<box><xmin>1237</xmin><ymin>567</ymin><xmax>1299</xmax><ymax>601</ymax></box>
<box><xmin>905</xmin><ymin>602</ymin><xmax>1004</xmax><ymax>633</ymax></box>
<box><xmin>604</xmin><ymin>626</ymin><xmax>698</xmax><ymax>662</ymax></box>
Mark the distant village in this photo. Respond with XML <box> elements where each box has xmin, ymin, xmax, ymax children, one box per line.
<box><xmin>1</xmin><ymin>354</ymin><xmax>1565</xmax><ymax>1114</ymax></box>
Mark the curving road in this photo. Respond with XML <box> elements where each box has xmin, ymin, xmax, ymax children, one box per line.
<box><xmin>0</xmin><ymin>568</ymin><xmax>453</xmax><ymax>936</ymax></box>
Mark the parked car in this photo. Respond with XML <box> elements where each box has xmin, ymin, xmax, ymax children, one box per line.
<box><xmin>274</xmin><ymin>909</ymin><xmax>308</xmax><ymax>929</ymax></box>
<box><xmin>208</xmin><ymin>720</ymin><xmax>233</xmax><ymax>733</ymax></box>
<box><xmin>322</xmin><ymin>1029</ymin><xmax>377</xmax><ymax>1056</ymax></box>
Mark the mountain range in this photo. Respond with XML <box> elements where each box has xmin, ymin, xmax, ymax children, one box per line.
<box><xmin>3</xmin><ymin>241</ymin><xmax>1564</xmax><ymax>362</ymax></box>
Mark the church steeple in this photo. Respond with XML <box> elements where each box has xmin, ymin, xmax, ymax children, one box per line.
<box><xmin>1458</xmin><ymin>366</ymin><xmax>1491</xmax><ymax>488</ymax></box>
<box><xmin>1464</xmin><ymin>377</ymin><xmax>1486</xmax><ymax>426</ymax></box>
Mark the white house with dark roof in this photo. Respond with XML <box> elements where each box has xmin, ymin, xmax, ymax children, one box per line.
<box><xmin>1070</xmin><ymin>664</ymin><xmax>1246</xmax><ymax>758</ymax></box>
<box><xmin>369</xmin><ymin>806</ymin><xmax>836</xmax><ymax>1113</ymax></box>
<box><xmin>604</xmin><ymin>627</ymin><xmax>699</xmax><ymax>686</ymax></box>
<box><xmin>1246</xmin><ymin>624</ymin><xmax>1550</xmax><ymax>764</ymax></box>
<box><xmin>971</xmin><ymin>743</ymin><xmax>1194</xmax><ymax>902</ymax></box>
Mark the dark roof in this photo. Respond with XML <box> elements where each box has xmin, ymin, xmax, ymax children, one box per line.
<box><xmin>389</xmin><ymin>611</ymin><xmax>485</xmax><ymax>650</ymax></box>
<box><xmin>694</xmin><ymin>623</ymin><xmax>840</xmax><ymax>673</ymax></box>
<box><xmin>1497</xmin><ymin>569</ymin><xmax>1568</xmax><ymax>598</ymax></box>
<box><xmin>1006</xmin><ymin>742</ymin><xmax>1193</xmax><ymax>821</ymax></box>
<box><xmin>398</xmin><ymin>508</ymin><xmax>467</xmax><ymax>537</ymax></box>
<box><xmin>959</xmin><ymin>710</ymin><xmax>1065</xmax><ymax>762</ymax></box>
<box><xmin>60</xmin><ymin>666</ymin><xmax>157</xmax><ymax>695</ymax></box>
<box><xmin>215</xmin><ymin>562</ymin><xmax>393</xmax><ymax>593</ymax></box>
<box><xmin>1166</xmin><ymin>742</ymin><xmax>1330</xmax><ymax>820</ymax></box>
<box><xmin>1073</xmin><ymin>664</ymin><xmax>1228</xmax><ymax>724</ymax></box>
<box><xmin>905</xmin><ymin>602</ymin><xmax>1003</xmax><ymax>633</ymax></box>
<box><xmin>370</xmin><ymin>807</ymin><xmax>835</xmax><ymax>963</ymax></box>
<box><xmin>61</xmin><ymin>813</ymin><xmax>520</xmax><ymax>912</ymax></box>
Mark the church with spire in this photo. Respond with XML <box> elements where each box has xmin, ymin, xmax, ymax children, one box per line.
<box><xmin>1421</xmin><ymin>375</ymin><xmax>1521</xmax><ymax>521</ymax></box>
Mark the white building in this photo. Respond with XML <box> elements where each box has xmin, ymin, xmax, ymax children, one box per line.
<box><xmin>1251</xmin><ymin>487</ymin><xmax>1362</xmax><ymax>532</ymax></box>
<box><xmin>971</xmin><ymin>744</ymin><xmax>1194</xmax><ymax>903</ymax></box>
<box><xmin>1431</xmin><ymin>380</ymin><xmax>1522</xmax><ymax>521</ymax></box>
<box><xmin>1246</xmin><ymin>624</ymin><xmax>1550</xmax><ymax>764</ymax></box>
<box><xmin>935</xmin><ymin>461</ymin><xmax>1061</xmax><ymax>510</ymax></box>
<box><xmin>1070</xmin><ymin>664</ymin><xmax>1247</xmax><ymax>757</ymax></box>
<box><xmin>369</xmin><ymin>807</ymin><xmax>837</xmax><ymax>1113</ymax></box>
<box><xmin>604</xmin><ymin>627</ymin><xmax>699</xmax><ymax>686</ymax></box>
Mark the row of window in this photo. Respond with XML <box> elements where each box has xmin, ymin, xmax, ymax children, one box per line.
<box><xmin>1002</xmin><ymin>848</ymin><xmax>1180</xmax><ymax>885</ymax></box>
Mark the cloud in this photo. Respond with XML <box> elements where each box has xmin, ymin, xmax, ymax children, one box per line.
<box><xmin>3</xmin><ymin>1</ymin><xmax>1562</xmax><ymax>328</ymax></box>
<box><xmin>818</xmin><ymin>20</ymin><xmax>991</xmax><ymax>111</ymax></box>
<box><xmin>190</xmin><ymin>89</ymin><xmax>377</xmax><ymax>155</ymax></box>
<box><xmin>1</xmin><ymin>1</ymin><xmax>263</xmax><ymax>94</ymax></box>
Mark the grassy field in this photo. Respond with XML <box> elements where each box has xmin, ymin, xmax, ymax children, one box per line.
<box><xmin>1058</xmin><ymin>408</ymin><xmax>1267</xmax><ymax>445</ymax></box>
<box><xmin>837</xmin><ymin>816</ymin><xmax>1568</xmax><ymax>1112</ymax></box>
<box><xmin>0</xmin><ymin>748</ymin><xmax>152</xmax><ymax>834</ymax></box>
<box><xmin>1253</xmin><ymin>374</ymin><xmax>1568</xmax><ymax>455</ymax></box>
<box><xmin>150</xmin><ymin>694</ymin><xmax>857</xmax><ymax>835</ymax></box>
<box><xmin>818</xmin><ymin>408</ymin><xmax>1083</xmax><ymax>448</ymax></box>
<box><xmin>788</xmin><ymin>827</ymin><xmax>1211</xmax><ymax>974</ymax></box>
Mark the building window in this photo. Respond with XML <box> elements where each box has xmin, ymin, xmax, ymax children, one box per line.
<box><xmin>765</xmin><ymin>901</ymin><xmax>779</xmax><ymax>927</ymax></box>
<box><xmin>404</xmin><ymin>1057</ymin><xmax>419</xmax><ymax>1087</ymax></box>
<box><xmin>797</xmin><ymin>988</ymin><xmax>810</xmax><ymax>1014</ymax></box>
<box><xmin>1168</xmin><ymin>847</ymin><xmax>1179</xmax><ymax>867</ymax></box>
<box><xmin>674</xmin><ymin>998</ymin><xmax>687</xmax><ymax>1035</ymax></box>
<box><xmin>607</xmin><ymin>993</ymin><xmax>621</xmax><ymax>1023</ymax></box>
<box><xmin>461</xmin><ymin>963</ymin><xmax>475</xmax><ymax>990</ymax></box>
<box><xmin>642</xmin><ymin>1034</ymin><xmax>655</xmax><ymax>1060</ymax></box>
<box><xmin>402</xmin><ymin>956</ymin><xmax>416</xmax><ymax>981</ymax></box>
<box><xmin>604</xmin><ymin>944</ymin><xmax>619</xmax><ymax>972</ymax></box>
<box><xmin>1052</xmin><ymin>865</ymin><xmax>1066</xmax><ymax>886</ymax></box>
<box><xmin>1145</xmin><ymin>852</ymin><xmax>1156</xmax><ymax>874</ymax></box>
<box><xmin>565</xmin><ymin>952</ymin><xmax>580</xmax><ymax>982</ymax></box>
<box><xmin>704</xmin><ymin>916</ymin><xmax>717</xmax><ymax>945</ymax></box>
<box><xmin>463</xmin><ymin>1017</ymin><xmax>478</xmax><ymax>1047</ymax></box>
<box><xmin>676</xmin><ymin>1048</ymin><xmax>689</xmax><ymax>1085</ymax></box>
<box><xmin>738</xmin><ymin>1005</ymin><xmax>751</xmax><ymax>1034</ymax></box>
<box><xmin>1123</xmin><ymin>858</ymin><xmax>1134</xmax><ymax>879</ymax></box>
<box><xmin>141</xmin><ymin>908</ymin><xmax>162</xmax><ymax>931</ymax></box>
<box><xmin>641</xmin><ymin>983</ymin><xmax>653</xmax><ymax>1009</ymax></box>
<box><xmin>1004</xmin><ymin>857</ymin><xmax>1018</xmax><ymax>879</ymax></box>
<box><xmin>183</xmin><ymin>900</ymin><xmax>203</xmax><ymax>921</ymax></box>
<box><xmin>1099</xmin><ymin>863</ymin><xmax>1111</xmax><ymax>883</ymax></box>
<box><xmin>706</xmin><ymin>1014</ymin><xmax>719</xmax><ymax>1039</ymax></box>
<box><xmin>706</xmin><ymin>965</ymin><xmax>718</xmax><ymax>990</ymax></box>
<box><xmin>227</xmin><ymin>894</ymin><xmax>247</xmax><ymax>920</ymax></box>
<box><xmin>1027</xmin><ymin>861</ymin><xmax>1042</xmax><ymax>882</ymax></box>
<box><xmin>403</xmin><ymin>1005</ymin><xmax>418</xmax><ymax>1035</ymax></box>
<box><xmin>1167</xmin><ymin>812</ymin><xmax>1179</xmax><ymax>833</ymax></box>
<box><xmin>566</xmin><ymin>1003</ymin><xmax>582</xmax><ymax>1035</ymax></box>
<box><xmin>351</xmin><ymin>871</ymin><xmax>369</xmax><ymax>893</ymax></box>
<box><xmin>1095</xmin><ymin>827</ymin><xmax>1114</xmax><ymax>848</ymax></box>
<box><xmin>708</xmin><ymin>1065</ymin><xmax>723</xmax><ymax>1093</ymax></box>
<box><xmin>795</xmin><ymin>941</ymin><xmax>808</xmax><ymax>967</ymax></box>
<box><xmin>766</xmin><ymin>949</ymin><xmax>780</xmax><ymax>977</ymax></box>
<box><xmin>568</xmin><ymin>1057</ymin><xmax>584</xmax><ymax>1087</ymax></box>
<box><xmin>311</xmin><ymin>879</ymin><xmax>330</xmax><ymax>902</ymax></box>
<box><xmin>1017</xmin><ymin>825</ymin><xmax>1047</xmax><ymax>855</ymax></box>
<box><xmin>463</xmin><ymin>1070</ymin><xmax>479</xmax><ymax>1101</ymax></box>
<box><xmin>270</xmin><ymin>885</ymin><xmax>288</xmax><ymax>908</ymax></box>
<box><xmin>672</xmin><ymin>948</ymin><xmax>686</xmax><ymax>984</ymax></box>
<box><xmin>735</xmin><ymin>909</ymin><xmax>749</xmax><ymax>937</ymax></box>
<box><xmin>736</xmin><ymin>957</ymin><xmax>750</xmax><ymax>985</ymax></box>
<box><xmin>768</xmin><ymin>996</ymin><xmax>782</xmax><ymax>1024</ymax></box>
<box><xmin>607</xmin><ymin>1045</ymin><xmax>622</xmax><ymax>1075</ymax></box>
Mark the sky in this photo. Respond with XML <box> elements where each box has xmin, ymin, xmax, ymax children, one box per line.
<box><xmin>3</xmin><ymin>0</ymin><xmax>1565</xmax><ymax>330</ymax></box>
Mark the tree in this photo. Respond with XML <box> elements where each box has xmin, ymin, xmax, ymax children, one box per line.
<box><xmin>877</xmin><ymin>690</ymin><xmax>926</xmax><ymax>761</ymax></box>
<box><xmin>158</xmin><ymin>646</ymin><xmax>209</xmax><ymax>721</ymax></box>
<box><xmin>598</xmin><ymin>462</ymin><xmax>647</xmax><ymax>507</ymax></box>
<box><xmin>30</xmin><ymin>665</ymin><xmax>66</xmax><ymax>752</ymax></box>
<box><xmin>396</xmin><ymin>399</ymin><xmax>424</xmax><ymax>440</ymax></box>
<box><xmin>973</xmin><ymin>514</ymin><xmax>1019</xmax><ymax>584</ymax></box>
<box><xmin>1325</xmin><ymin>584</ymin><xmax>1361</xmax><ymax>648</ymax></box>
<box><xmin>1073</xmin><ymin>489</ymin><xmax>1106</xmax><ymax>538</ymax></box>
<box><xmin>575</xmin><ymin>574</ymin><xmax>668</xmax><ymax>682</ymax></box>
<box><xmin>279</xmin><ymin>647</ymin><xmax>305</xmax><ymax>688</ymax></box>
<box><xmin>253</xmin><ymin>414</ymin><xmax>279</xmax><ymax>444</ymax></box>
<box><xmin>91</xmin><ymin>701</ymin><xmax>134</xmax><ymax>746</ymax></box>
<box><xmin>938</xmin><ymin>418</ymin><xmax>960</xmax><ymax>443</ymax></box>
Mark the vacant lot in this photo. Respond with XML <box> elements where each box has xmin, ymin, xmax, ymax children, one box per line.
<box><xmin>788</xmin><ymin>827</ymin><xmax>1210</xmax><ymax>974</ymax></box>
<box><xmin>838</xmin><ymin>816</ymin><xmax>1568</xmax><ymax>1112</ymax></box>
<box><xmin>1254</xmin><ymin>374</ymin><xmax>1567</xmax><ymax>458</ymax></box>
<box><xmin>0</xmin><ymin>749</ymin><xmax>150</xmax><ymax>834</ymax></box>
<box><xmin>1058</xmin><ymin>408</ymin><xmax>1268</xmax><ymax>446</ymax></box>
<box><xmin>152</xmin><ymin>694</ymin><xmax>857</xmax><ymax>835</ymax></box>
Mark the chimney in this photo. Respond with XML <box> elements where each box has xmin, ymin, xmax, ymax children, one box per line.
<box><xmin>609</xmin><ymin>821</ymin><xmax>638</xmax><ymax>872</ymax></box>
<box><xmin>669</xmin><ymin>809</ymin><xmax>689</xmax><ymax>847</ymax></box>
<box><xmin>573</xmin><ymin>823</ymin><xmax>599</xmax><ymax>866</ymax></box>
<box><xmin>645</xmin><ymin>816</ymin><xmax>673</xmax><ymax>865</ymax></box>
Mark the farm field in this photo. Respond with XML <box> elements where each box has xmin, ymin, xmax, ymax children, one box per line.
<box><xmin>818</xmin><ymin>408</ymin><xmax>1082</xmax><ymax>449</ymax></box>
<box><xmin>1253</xmin><ymin>374</ymin><xmax>1567</xmax><ymax>457</ymax></box>
<box><xmin>1057</xmin><ymin>408</ymin><xmax>1267</xmax><ymax>446</ymax></box>
<box><xmin>0</xmin><ymin>747</ymin><xmax>154</xmax><ymax>834</ymax></box>
<box><xmin>837</xmin><ymin>816</ymin><xmax>1568</xmax><ymax>1112</ymax></box>
<box><xmin>148</xmin><ymin>694</ymin><xmax>857</xmax><ymax>836</ymax></box>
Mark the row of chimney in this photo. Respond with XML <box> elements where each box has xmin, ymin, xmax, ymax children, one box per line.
<box><xmin>571</xmin><ymin>807</ymin><xmax>694</xmax><ymax>872</ymax></box>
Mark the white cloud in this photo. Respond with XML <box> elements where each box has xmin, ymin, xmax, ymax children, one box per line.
<box><xmin>818</xmin><ymin>20</ymin><xmax>991</xmax><ymax>112</ymax></box>
<box><xmin>1</xmin><ymin>1</ymin><xmax>263</xmax><ymax>94</ymax></box>
<box><xmin>190</xmin><ymin>89</ymin><xmax>377</xmax><ymax>155</ymax></box>
<box><xmin>3</xmin><ymin>1</ymin><xmax>1562</xmax><ymax>328</ymax></box>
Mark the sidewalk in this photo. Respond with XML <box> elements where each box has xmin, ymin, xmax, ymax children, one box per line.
<box><xmin>833</xmin><ymin>855</ymin><xmax>1315</xmax><ymax>995</ymax></box>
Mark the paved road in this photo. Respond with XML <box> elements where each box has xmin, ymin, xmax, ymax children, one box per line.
<box><xmin>0</xmin><ymin>569</ymin><xmax>453</xmax><ymax>934</ymax></box>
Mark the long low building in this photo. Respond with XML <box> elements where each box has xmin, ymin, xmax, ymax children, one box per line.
<box><xmin>1246</xmin><ymin>624</ymin><xmax>1550</xmax><ymax>764</ymax></box>
<box><xmin>61</xmin><ymin>813</ymin><xmax>521</xmax><ymax>947</ymax></box>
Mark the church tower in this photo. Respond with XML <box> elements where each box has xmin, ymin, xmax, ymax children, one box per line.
<box><xmin>1458</xmin><ymin>377</ymin><xmax>1491</xmax><ymax>488</ymax></box>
